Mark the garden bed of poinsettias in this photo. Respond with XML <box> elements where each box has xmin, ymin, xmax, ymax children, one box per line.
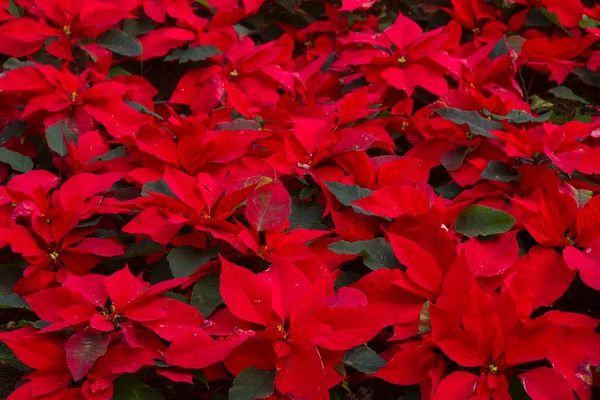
<box><xmin>0</xmin><ymin>0</ymin><xmax>599</xmax><ymax>399</ymax></box>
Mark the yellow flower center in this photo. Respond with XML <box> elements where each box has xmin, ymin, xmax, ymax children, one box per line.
<box><xmin>489</xmin><ymin>364</ymin><xmax>498</xmax><ymax>375</ymax></box>
<box><xmin>398</xmin><ymin>57</ymin><xmax>407</xmax><ymax>64</ymax></box>
<box><xmin>230</xmin><ymin>70</ymin><xmax>239</xmax><ymax>78</ymax></box>
<box><xmin>473</xmin><ymin>27</ymin><xmax>481</xmax><ymax>34</ymax></box>
<box><xmin>305</xmin><ymin>40</ymin><xmax>313</xmax><ymax>48</ymax></box>
<box><xmin>69</xmin><ymin>91</ymin><xmax>79</xmax><ymax>102</ymax></box>
<box><xmin>63</xmin><ymin>25</ymin><xmax>72</xmax><ymax>35</ymax></box>
<box><xmin>49</xmin><ymin>252</ymin><xmax>59</xmax><ymax>261</ymax></box>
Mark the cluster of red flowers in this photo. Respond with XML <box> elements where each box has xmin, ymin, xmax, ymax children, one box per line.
<box><xmin>0</xmin><ymin>0</ymin><xmax>599</xmax><ymax>399</ymax></box>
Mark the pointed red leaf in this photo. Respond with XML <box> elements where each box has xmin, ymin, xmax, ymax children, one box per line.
<box><xmin>245</xmin><ymin>180</ymin><xmax>291</xmax><ymax>232</ymax></box>
<box><xmin>71</xmin><ymin>238</ymin><xmax>124</xmax><ymax>257</ymax></box>
<box><xmin>520</xmin><ymin>368</ymin><xmax>575</xmax><ymax>400</ymax></box>
<box><xmin>563</xmin><ymin>245</ymin><xmax>600</xmax><ymax>291</ymax></box>
<box><xmin>260</xmin><ymin>261</ymin><xmax>309</xmax><ymax>320</ymax></box>
<box><xmin>352</xmin><ymin>185</ymin><xmax>430</xmax><ymax>218</ymax></box>
<box><xmin>275</xmin><ymin>341</ymin><xmax>329</xmax><ymax>400</ymax></box>
<box><xmin>66</xmin><ymin>331</ymin><xmax>110</xmax><ymax>381</ymax></box>
<box><xmin>464</xmin><ymin>231</ymin><xmax>518</xmax><ymax>277</ymax></box>
<box><xmin>220</xmin><ymin>257</ymin><xmax>272</xmax><ymax>325</ymax></box>
<box><xmin>433</xmin><ymin>372</ymin><xmax>478</xmax><ymax>400</ymax></box>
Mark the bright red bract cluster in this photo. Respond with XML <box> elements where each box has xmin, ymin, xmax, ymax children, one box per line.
<box><xmin>0</xmin><ymin>0</ymin><xmax>599</xmax><ymax>399</ymax></box>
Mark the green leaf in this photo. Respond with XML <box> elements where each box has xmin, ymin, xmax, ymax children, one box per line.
<box><xmin>97</xmin><ymin>30</ymin><xmax>143</xmax><ymax>57</ymax></box>
<box><xmin>540</xmin><ymin>7</ymin><xmax>572</xmax><ymax>36</ymax></box>
<box><xmin>191</xmin><ymin>272</ymin><xmax>223</xmax><ymax>317</ymax></box>
<box><xmin>89</xmin><ymin>146</ymin><xmax>127</xmax><ymax>162</ymax></box>
<box><xmin>580</xmin><ymin>15</ymin><xmax>600</xmax><ymax>29</ymax></box>
<box><xmin>342</xmin><ymin>345</ymin><xmax>386</xmax><ymax>374</ymax></box>
<box><xmin>455</xmin><ymin>205</ymin><xmax>515</xmax><ymax>237</ymax></box>
<box><xmin>549</xmin><ymin>86</ymin><xmax>589</xmax><ymax>104</ymax></box>
<box><xmin>575</xmin><ymin>188</ymin><xmax>593</xmax><ymax>208</ymax></box>
<box><xmin>322</xmin><ymin>181</ymin><xmax>374</xmax><ymax>216</ymax></box>
<box><xmin>142</xmin><ymin>179</ymin><xmax>178</xmax><ymax>199</ymax></box>
<box><xmin>489</xmin><ymin>38</ymin><xmax>510</xmax><ymax>60</ymax></box>
<box><xmin>573</xmin><ymin>67</ymin><xmax>600</xmax><ymax>89</ymax></box>
<box><xmin>507</xmin><ymin>35</ymin><xmax>526</xmax><ymax>52</ymax></box>
<box><xmin>164</xmin><ymin>45</ymin><xmax>222</xmax><ymax>63</ymax></box>
<box><xmin>434</xmin><ymin>181</ymin><xmax>462</xmax><ymax>200</ymax></box>
<box><xmin>162</xmin><ymin>291</ymin><xmax>189</xmax><ymax>303</ymax></box>
<box><xmin>46</xmin><ymin>121</ymin><xmax>77</xmax><ymax>156</ymax></box>
<box><xmin>32</xmin><ymin>320</ymin><xmax>52</xmax><ymax>329</ymax></box>
<box><xmin>0</xmin><ymin>148</ymin><xmax>32</xmax><ymax>173</ymax></box>
<box><xmin>124</xmin><ymin>100</ymin><xmax>162</xmax><ymax>120</ymax></box>
<box><xmin>77</xmin><ymin>215</ymin><xmax>103</xmax><ymax>228</ymax></box>
<box><xmin>3</xmin><ymin>58</ymin><xmax>34</xmax><ymax>71</ymax></box>
<box><xmin>124</xmin><ymin>238</ymin><xmax>163</xmax><ymax>259</ymax></box>
<box><xmin>0</xmin><ymin>343</ymin><xmax>28</xmax><ymax>371</ymax></box>
<box><xmin>298</xmin><ymin>187</ymin><xmax>317</xmax><ymax>200</ymax></box>
<box><xmin>275</xmin><ymin>0</ymin><xmax>296</xmax><ymax>13</ymax></box>
<box><xmin>525</xmin><ymin>8</ymin><xmax>551</xmax><ymax>27</ymax></box>
<box><xmin>149</xmin><ymin>258</ymin><xmax>174</xmax><ymax>284</ymax></box>
<box><xmin>329</xmin><ymin>390</ymin><xmax>342</xmax><ymax>400</ymax></box>
<box><xmin>529</xmin><ymin>95</ymin><xmax>554</xmax><ymax>112</ymax></box>
<box><xmin>229</xmin><ymin>368</ymin><xmax>276</xmax><ymax>400</ymax></box>
<box><xmin>482</xmin><ymin>109</ymin><xmax>551</xmax><ymax>123</ymax></box>
<box><xmin>112</xmin><ymin>374</ymin><xmax>164</xmax><ymax>400</ymax></box>
<box><xmin>334</xmin><ymin>271</ymin><xmax>362</xmax><ymax>290</ymax></box>
<box><xmin>435</xmin><ymin>108</ymin><xmax>505</xmax><ymax>138</ymax></box>
<box><xmin>233</xmin><ymin>24</ymin><xmax>253</xmax><ymax>37</ymax></box>
<box><xmin>320</xmin><ymin>51</ymin><xmax>337</xmax><ymax>73</ymax></box>
<box><xmin>167</xmin><ymin>246</ymin><xmax>219</xmax><ymax>278</ymax></box>
<box><xmin>480</xmin><ymin>161</ymin><xmax>520</xmax><ymax>182</ymax></box>
<box><xmin>8</xmin><ymin>0</ymin><xmax>24</xmax><ymax>17</ymax></box>
<box><xmin>108</xmin><ymin>66</ymin><xmax>132</xmax><ymax>79</ymax></box>
<box><xmin>0</xmin><ymin>293</ymin><xmax>31</xmax><ymax>309</ymax></box>
<box><xmin>289</xmin><ymin>199</ymin><xmax>327</xmax><ymax>230</ymax></box>
<box><xmin>507</xmin><ymin>376</ymin><xmax>532</xmax><ymax>400</ymax></box>
<box><xmin>0</xmin><ymin>121</ymin><xmax>27</xmax><ymax>145</ymax></box>
<box><xmin>328</xmin><ymin>238</ymin><xmax>404</xmax><ymax>271</ymax></box>
<box><xmin>441</xmin><ymin>147</ymin><xmax>468</xmax><ymax>171</ymax></box>
<box><xmin>0</xmin><ymin>264</ymin><xmax>25</xmax><ymax>293</ymax></box>
<box><xmin>123</xmin><ymin>14</ymin><xmax>157</xmax><ymax>37</ymax></box>
<box><xmin>573</xmin><ymin>113</ymin><xmax>591</xmax><ymax>123</ymax></box>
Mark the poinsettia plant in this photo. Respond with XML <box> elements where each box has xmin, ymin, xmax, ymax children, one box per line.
<box><xmin>0</xmin><ymin>0</ymin><xmax>599</xmax><ymax>399</ymax></box>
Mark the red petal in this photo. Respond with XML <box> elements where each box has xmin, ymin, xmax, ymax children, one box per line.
<box><xmin>352</xmin><ymin>185</ymin><xmax>430</xmax><ymax>218</ymax></box>
<box><xmin>433</xmin><ymin>372</ymin><xmax>478</xmax><ymax>400</ymax></box>
<box><xmin>245</xmin><ymin>180</ymin><xmax>291</xmax><ymax>232</ymax></box>
<box><xmin>104</xmin><ymin>267</ymin><xmax>145</xmax><ymax>310</ymax></box>
<box><xmin>65</xmin><ymin>331</ymin><xmax>110</xmax><ymax>381</ymax></box>
<box><xmin>464</xmin><ymin>231</ymin><xmax>518</xmax><ymax>277</ymax></box>
<box><xmin>384</xmin><ymin>12</ymin><xmax>422</xmax><ymax>51</ymax></box>
<box><xmin>275</xmin><ymin>341</ymin><xmax>329</xmax><ymax>400</ymax></box>
<box><xmin>71</xmin><ymin>238</ymin><xmax>124</xmax><ymax>257</ymax></box>
<box><xmin>563</xmin><ymin>245</ymin><xmax>600</xmax><ymax>291</ymax></box>
<box><xmin>519</xmin><ymin>367</ymin><xmax>575</xmax><ymax>400</ymax></box>
<box><xmin>220</xmin><ymin>257</ymin><xmax>273</xmax><ymax>325</ymax></box>
<box><xmin>260</xmin><ymin>261</ymin><xmax>310</xmax><ymax>320</ymax></box>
